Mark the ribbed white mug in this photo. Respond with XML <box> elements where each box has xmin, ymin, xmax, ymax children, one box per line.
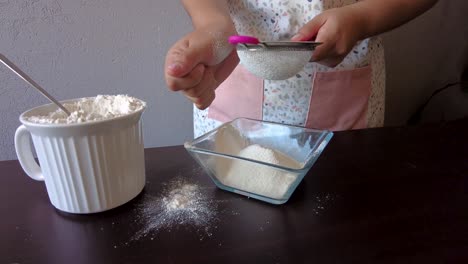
<box><xmin>14</xmin><ymin>98</ymin><xmax>146</xmax><ymax>214</ymax></box>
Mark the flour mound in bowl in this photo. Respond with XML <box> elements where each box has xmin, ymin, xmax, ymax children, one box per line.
<box><xmin>219</xmin><ymin>144</ymin><xmax>302</xmax><ymax>199</ymax></box>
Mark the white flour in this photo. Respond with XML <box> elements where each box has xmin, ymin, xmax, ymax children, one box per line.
<box><xmin>237</xmin><ymin>49</ymin><xmax>311</xmax><ymax>80</ymax></box>
<box><xmin>207</xmin><ymin>31</ymin><xmax>234</xmax><ymax>65</ymax></box>
<box><xmin>212</xmin><ymin>125</ymin><xmax>303</xmax><ymax>199</ymax></box>
<box><xmin>25</xmin><ymin>94</ymin><xmax>145</xmax><ymax>124</ymax></box>
<box><xmin>132</xmin><ymin>178</ymin><xmax>217</xmax><ymax>241</ymax></box>
<box><xmin>219</xmin><ymin>144</ymin><xmax>302</xmax><ymax>199</ymax></box>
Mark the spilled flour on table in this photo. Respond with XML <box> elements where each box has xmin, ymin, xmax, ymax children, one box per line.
<box><xmin>131</xmin><ymin>177</ymin><xmax>219</xmax><ymax>241</ymax></box>
<box><xmin>311</xmin><ymin>193</ymin><xmax>337</xmax><ymax>215</ymax></box>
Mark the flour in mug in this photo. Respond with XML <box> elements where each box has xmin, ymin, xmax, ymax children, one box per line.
<box><xmin>25</xmin><ymin>94</ymin><xmax>145</xmax><ymax>124</ymax></box>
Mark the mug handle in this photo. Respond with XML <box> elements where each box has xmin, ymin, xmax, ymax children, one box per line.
<box><xmin>14</xmin><ymin>125</ymin><xmax>44</xmax><ymax>181</ymax></box>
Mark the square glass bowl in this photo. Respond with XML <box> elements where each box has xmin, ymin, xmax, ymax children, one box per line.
<box><xmin>184</xmin><ymin>118</ymin><xmax>333</xmax><ymax>204</ymax></box>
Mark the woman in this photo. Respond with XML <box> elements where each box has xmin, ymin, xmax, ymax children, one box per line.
<box><xmin>165</xmin><ymin>0</ymin><xmax>438</xmax><ymax>137</ymax></box>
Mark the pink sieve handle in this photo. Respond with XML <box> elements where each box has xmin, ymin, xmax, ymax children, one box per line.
<box><xmin>228</xmin><ymin>35</ymin><xmax>260</xmax><ymax>45</ymax></box>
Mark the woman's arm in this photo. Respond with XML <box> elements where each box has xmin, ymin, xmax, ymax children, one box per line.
<box><xmin>292</xmin><ymin>0</ymin><xmax>439</xmax><ymax>67</ymax></box>
<box><xmin>164</xmin><ymin>0</ymin><xmax>238</xmax><ymax>110</ymax></box>
<box><xmin>182</xmin><ymin>0</ymin><xmax>235</xmax><ymax>31</ymax></box>
<box><xmin>353</xmin><ymin>0</ymin><xmax>439</xmax><ymax>40</ymax></box>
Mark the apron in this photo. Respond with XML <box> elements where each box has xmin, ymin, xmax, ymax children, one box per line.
<box><xmin>194</xmin><ymin>0</ymin><xmax>386</xmax><ymax>138</ymax></box>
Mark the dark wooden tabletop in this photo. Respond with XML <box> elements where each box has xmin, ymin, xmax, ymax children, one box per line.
<box><xmin>1</xmin><ymin>118</ymin><xmax>468</xmax><ymax>264</ymax></box>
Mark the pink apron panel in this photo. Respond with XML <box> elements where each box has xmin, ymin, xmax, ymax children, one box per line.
<box><xmin>305</xmin><ymin>65</ymin><xmax>372</xmax><ymax>131</ymax></box>
<box><xmin>208</xmin><ymin>65</ymin><xmax>263</xmax><ymax>123</ymax></box>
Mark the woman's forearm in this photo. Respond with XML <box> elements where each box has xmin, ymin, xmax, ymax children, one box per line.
<box><xmin>182</xmin><ymin>0</ymin><xmax>235</xmax><ymax>31</ymax></box>
<box><xmin>352</xmin><ymin>0</ymin><xmax>438</xmax><ymax>40</ymax></box>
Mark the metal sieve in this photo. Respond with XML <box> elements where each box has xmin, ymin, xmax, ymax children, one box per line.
<box><xmin>229</xmin><ymin>36</ymin><xmax>321</xmax><ymax>80</ymax></box>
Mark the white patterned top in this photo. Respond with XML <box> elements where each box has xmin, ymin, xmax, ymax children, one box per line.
<box><xmin>194</xmin><ymin>0</ymin><xmax>385</xmax><ymax>137</ymax></box>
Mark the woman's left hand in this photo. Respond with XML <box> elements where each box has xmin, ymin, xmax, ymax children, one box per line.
<box><xmin>291</xmin><ymin>5</ymin><xmax>365</xmax><ymax>68</ymax></box>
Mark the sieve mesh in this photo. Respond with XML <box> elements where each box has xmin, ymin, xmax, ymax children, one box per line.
<box><xmin>235</xmin><ymin>42</ymin><xmax>319</xmax><ymax>80</ymax></box>
<box><xmin>237</xmin><ymin>47</ymin><xmax>314</xmax><ymax>80</ymax></box>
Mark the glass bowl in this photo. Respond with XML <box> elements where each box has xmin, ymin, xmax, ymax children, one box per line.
<box><xmin>184</xmin><ymin>118</ymin><xmax>333</xmax><ymax>204</ymax></box>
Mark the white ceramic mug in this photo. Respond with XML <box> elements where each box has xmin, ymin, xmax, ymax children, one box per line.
<box><xmin>14</xmin><ymin>98</ymin><xmax>146</xmax><ymax>214</ymax></box>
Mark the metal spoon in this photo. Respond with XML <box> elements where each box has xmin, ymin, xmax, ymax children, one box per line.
<box><xmin>0</xmin><ymin>53</ymin><xmax>70</xmax><ymax>116</ymax></box>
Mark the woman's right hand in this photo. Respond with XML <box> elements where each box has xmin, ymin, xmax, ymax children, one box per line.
<box><xmin>165</xmin><ymin>29</ymin><xmax>239</xmax><ymax>110</ymax></box>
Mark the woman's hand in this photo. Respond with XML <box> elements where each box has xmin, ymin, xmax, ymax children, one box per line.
<box><xmin>165</xmin><ymin>29</ymin><xmax>239</xmax><ymax>110</ymax></box>
<box><xmin>292</xmin><ymin>0</ymin><xmax>437</xmax><ymax>67</ymax></box>
<box><xmin>291</xmin><ymin>5</ymin><xmax>365</xmax><ymax>67</ymax></box>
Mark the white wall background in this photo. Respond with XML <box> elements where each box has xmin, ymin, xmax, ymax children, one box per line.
<box><xmin>0</xmin><ymin>0</ymin><xmax>194</xmax><ymax>161</ymax></box>
<box><xmin>1</xmin><ymin>0</ymin><xmax>467</xmax><ymax>161</ymax></box>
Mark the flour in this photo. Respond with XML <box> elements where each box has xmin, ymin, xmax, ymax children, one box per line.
<box><xmin>207</xmin><ymin>31</ymin><xmax>234</xmax><ymax>65</ymax></box>
<box><xmin>132</xmin><ymin>178</ymin><xmax>217</xmax><ymax>241</ymax></box>
<box><xmin>25</xmin><ymin>94</ymin><xmax>145</xmax><ymax>124</ymax></box>
<box><xmin>218</xmin><ymin>144</ymin><xmax>302</xmax><ymax>199</ymax></box>
<box><xmin>212</xmin><ymin>125</ymin><xmax>303</xmax><ymax>199</ymax></box>
<box><xmin>237</xmin><ymin>49</ymin><xmax>311</xmax><ymax>80</ymax></box>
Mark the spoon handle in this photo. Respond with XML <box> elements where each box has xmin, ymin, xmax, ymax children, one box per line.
<box><xmin>0</xmin><ymin>53</ymin><xmax>70</xmax><ymax>116</ymax></box>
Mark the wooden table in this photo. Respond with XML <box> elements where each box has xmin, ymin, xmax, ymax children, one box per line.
<box><xmin>1</xmin><ymin>119</ymin><xmax>468</xmax><ymax>263</ymax></box>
